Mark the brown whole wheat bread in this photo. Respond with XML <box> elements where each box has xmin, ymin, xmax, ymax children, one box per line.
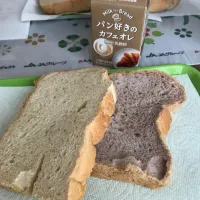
<box><xmin>92</xmin><ymin>71</ymin><xmax>186</xmax><ymax>189</ymax></box>
<box><xmin>39</xmin><ymin>0</ymin><xmax>91</xmax><ymax>14</ymax></box>
<box><xmin>0</xmin><ymin>68</ymin><xmax>116</xmax><ymax>200</ymax></box>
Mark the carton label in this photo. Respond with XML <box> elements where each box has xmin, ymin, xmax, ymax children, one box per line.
<box><xmin>92</xmin><ymin>0</ymin><xmax>149</xmax><ymax>68</ymax></box>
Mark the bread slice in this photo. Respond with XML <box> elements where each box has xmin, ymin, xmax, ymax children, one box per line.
<box><xmin>150</xmin><ymin>0</ymin><xmax>181</xmax><ymax>13</ymax></box>
<box><xmin>39</xmin><ymin>0</ymin><xmax>91</xmax><ymax>14</ymax></box>
<box><xmin>0</xmin><ymin>68</ymin><xmax>116</xmax><ymax>200</ymax></box>
<box><xmin>92</xmin><ymin>71</ymin><xmax>186</xmax><ymax>189</ymax></box>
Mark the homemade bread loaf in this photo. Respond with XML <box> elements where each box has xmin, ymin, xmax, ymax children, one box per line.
<box><xmin>150</xmin><ymin>0</ymin><xmax>181</xmax><ymax>13</ymax></box>
<box><xmin>40</xmin><ymin>0</ymin><xmax>180</xmax><ymax>14</ymax></box>
<box><xmin>39</xmin><ymin>0</ymin><xmax>91</xmax><ymax>14</ymax></box>
<box><xmin>92</xmin><ymin>71</ymin><xmax>186</xmax><ymax>189</ymax></box>
<box><xmin>0</xmin><ymin>68</ymin><xmax>116</xmax><ymax>200</ymax></box>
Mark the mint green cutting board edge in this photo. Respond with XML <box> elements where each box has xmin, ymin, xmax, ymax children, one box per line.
<box><xmin>0</xmin><ymin>64</ymin><xmax>199</xmax><ymax>95</ymax></box>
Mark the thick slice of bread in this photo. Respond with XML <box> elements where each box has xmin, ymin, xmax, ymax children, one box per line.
<box><xmin>0</xmin><ymin>68</ymin><xmax>116</xmax><ymax>200</ymax></box>
<box><xmin>150</xmin><ymin>0</ymin><xmax>181</xmax><ymax>13</ymax></box>
<box><xmin>39</xmin><ymin>0</ymin><xmax>91</xmax><ymax>14</ymax></box>
<box><xmin>92</xmin><ymin>71</ymin><xmax>186</xmax><ymax>189</ymax></box>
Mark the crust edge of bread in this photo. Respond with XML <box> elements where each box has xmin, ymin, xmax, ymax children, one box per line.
<box><xmin>92</xmin><ymin>70</ymin><xmax>186</xmax><ymax>189</ymax></box>
<box><xmin>0</xmin><ymin>69</ymin><xmax>116</xmax><ymax>200</ymax></box>
<box><xmin>39</xmin><ymin>0</ymin><xmax>70</xmax><ymax>15</ymax></box>
<box><xmin>68</xmin><ymin>79</ymin><xmax>116</xmax><ymax>200</ymax></box>
<box><xmin>39</xmin><ymin>0</ymin><xmax>91</xmax><ymax>15</ymax></box>
<box><xmin>39</xmin><ymin>0</ymin><xmax>181</xmax><ymax>15</ymax></box>
<box><xmin>149</xmin><ymin>0</ymin><xmax>181</xmax><ymax>13</ymax></box>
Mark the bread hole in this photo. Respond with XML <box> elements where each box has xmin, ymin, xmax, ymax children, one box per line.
<box><xmin>161</xmin><ymin>75</ymin><xmax>165</xmax><ymax>78</ymax></box>
<box><xmin>55</xmin><ymin>166</ymin><xmax>61</xmax><ymax>172</ymax></box>
<box><xmin>57</xmin><ymin>193</ymin><xmax>61</xmax><ymax>196</ymax></box>
<box><xmin>9</xmin><ymin>159</ymin><xmax>14</xmax><ymax>164</ymax></box>
<box><xmin>171</xmin><ymin>84</ymin><xmax>175</xmax><ymax>88</ymax></box>
<box><xmin>146</xmin><ymin>157</ymin><xmax>167</xmax><ymax>179</ymax></box>
<box><xmin>118</xmin><ymin>127</ymin><xmax>124</xmax><ymax>132</ymax></box>
<box><xmin>148</xmin><ymin>148</ymin><xmax>152</xmax><ymax>152</ymax></box>
<box><xmin>161</xmin><ymin>93</ymin><xmax>165</xmax><ymax>97</ymax></box>
<box><xmin>135</xmin><ymin>133</ymin><xmax>140</xmax><ymax>137</ymax></box>
<box><xmin>77</xmin><ymin>101</ymin><xmax>87</xmax><ymax>112</ymax></box>
<box><xmin>48</xmin><ymin>186</ymin><xmax>53</xmax><ymax>190</ymax></box>
<box><xmin>135</xmin><ymin>113</ymin><xmax>139</xmax><ymax>117</ymax></box>
<box><xmin>161</xmin><ymin>91</ymin><xmax>168</xmax><ymax>97</ymax></box>
<box><xmin>138</xmin><ymin>144</ymin><xmax>141</xmax><ymax>148</ymax></box>
<box><xmin>53</xmin><ymin>96</ymin><xmax>56</xmax><ymax>99</ymax></box>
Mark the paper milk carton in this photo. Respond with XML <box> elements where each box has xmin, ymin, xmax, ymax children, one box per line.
<box><xmin>91</xmin><ymin>0</ymin><xmax>150</xmax><ymax>68</ymax></box>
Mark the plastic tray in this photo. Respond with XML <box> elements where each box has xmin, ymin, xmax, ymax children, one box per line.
<box><xmin>0</xmin><ymin>64</ymin><xmax>199</xmax><ymax>95</ymax></box>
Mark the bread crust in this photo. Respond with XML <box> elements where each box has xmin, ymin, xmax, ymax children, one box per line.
<box><xmin>149</xmin><ymin>0</ymin><xmax>181</xmax><ymax>13</ymax></box>
<box><xmin>68</xmin><ymin>82</ymin><xmax>115</xmax><ymax>200</ymax></box>
<box><xmin>40</xmin><ymin>0</ymin><xmax>181</xmax><ymax>14</ymax></box>
<box><xmin>0</xmin><ymin>68</ymin><xmax>116</xmax><ymax>200</ymax></box>
<box><xmin>157</xmin><ymin>106</ymin><xmax>172</xmax><ymax>138</ymax></box>
<box><xmin>92</xmin><ymin>70</ymin><xmax>186</xmax><ymax>189</ymax></box>
<box><xmin>39</xmin><ymin>0</ymin><xmax>91</xmax><ymax>14</ymax></box>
